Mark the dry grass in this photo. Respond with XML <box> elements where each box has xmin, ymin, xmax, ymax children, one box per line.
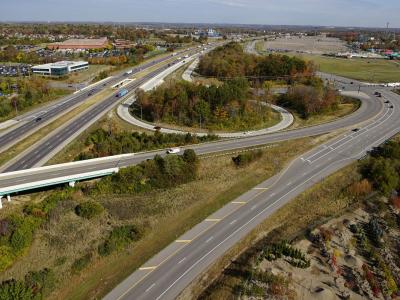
<box><xmin>0</xmin><ymin>133</ymin><xmax>338</xmax><ymax>300</ymax></box>
<box><xmin>182</xmin><ymin>163</ymin><xmax>360</xmax><ymax>299</ymax></box>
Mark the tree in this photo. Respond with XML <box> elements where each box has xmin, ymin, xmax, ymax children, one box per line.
<box><xmin>361</xmin><ymin>157</ymin><xmax>399</xmax><ymax>194</ymax></box>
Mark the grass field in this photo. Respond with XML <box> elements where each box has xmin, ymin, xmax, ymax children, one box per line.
<box><xmin>296</xmin><ymin>53</ymin><xmax>400</xmax><ymax>83</ymax></box>
<box><xmin>184</xmin><ymin>162</ymin><xmax>360</xmax><ymax>299</ymax></box>
<box><xmin>0</xmin><ymin>132</ymin><xmax>339</xmax><ymax>300</ymax></box>
<box><xmin>51</xmin><ymin>134</ymin><xmax>339</xmax><ymax>300</ymax></box>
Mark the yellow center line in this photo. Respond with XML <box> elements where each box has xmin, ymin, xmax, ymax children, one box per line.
<box><xmin>205</xmin><ymin>219</ymin><xmax>222</xmax><ymax>222</ymax></box>
<box><xmin>175</xmin><ymin>239</ymin><xmax>192</xmax><ymax>243</ymax></box>
<box><xmin>232</xmin><ymin>201</ymin><xmax>247</xmax><ymax>204</ymax></box>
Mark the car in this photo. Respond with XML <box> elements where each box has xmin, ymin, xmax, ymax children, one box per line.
<box><xmin>154</xmin><ymin>126</ymin><xmax>161</xmax><ymax>130</ymax></box>
<box><xmin>350</xmin><ymin>81</ymin><xmax>354</xmax><ymax>84</ymax></box>
<box><xmin>35</xmin><ymin>117</ymin><xmax>42</xmax><ymax>122</ymax></box>
<box><xmin>166</xmin><ymin>147</ymin><xmax>181</xmax><ymax>154</ymax></box>
<box><xmin>390</xmin><ymin>105</ymin><xmax>394</xmax><ymax>109</ymax></box>
<box><xmin>352</xmin><ymin>128</ymin><xmax>360</xmax><ymax>132</ymax></box>
<box><xmin>385</xmin><ymin>100</ymin><xmax>390</xmax><ymax>103</ymax></box>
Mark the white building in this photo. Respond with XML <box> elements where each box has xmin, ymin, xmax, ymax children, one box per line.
<box><xmin>32</xmin><ymin>61</ymin><xmax>89</xmax><ymax>76</ymax></box>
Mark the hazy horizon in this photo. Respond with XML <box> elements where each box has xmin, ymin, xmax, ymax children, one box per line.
<box><xmin>2</xmin><ymin>0</ymin><xmax>400</xmax><ymax>28</ymax></box>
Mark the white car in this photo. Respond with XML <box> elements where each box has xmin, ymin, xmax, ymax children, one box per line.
<box><xmin>166</xmin><ymin>147</ymin><xmax>181</xmax><ymax>154</ymax></box>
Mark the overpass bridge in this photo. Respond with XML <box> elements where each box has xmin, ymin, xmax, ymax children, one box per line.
<box><xmin>0</xmin><ymin>155</ymin><xmax>132</xmax><ymax>208</ymax></box>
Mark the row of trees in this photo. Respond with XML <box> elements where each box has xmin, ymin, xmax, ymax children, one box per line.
<box><xmin>86</xmin><ymin>149</ymin><xmax>199</xmax><ymax>195</ymax></box>
<box><xmin>197</xmin><ymin>42</ymin><xmax>315</xmax><ymax>80</ymax></box>
<box><xmin>0</xmin><ymin>77</ymin><xmax>69</xmax><ymax>120</ymax></box>
<box><xmin>277</xmin><ymin>82</ymin><xmax>340</xmax><ymax>119</ymax></box>
<box><xmin>135</xmin><ymin>78</ymin><xmax>274</xmax><ymax>131</ymax></box>
<box><xmin>76</xmin><ymin>129</ymin><xmax>217</xmax><ymax>160</ymax></box>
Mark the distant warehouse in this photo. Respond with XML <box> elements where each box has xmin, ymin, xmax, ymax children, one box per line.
<box><xmin>47</xmin><ymin>37</ymin><xmax>109</xmax><ymax>50</ymax></box>
<box><xmin>32</xmin><ymin>61</ymin><xmax>89</xmax><ymax>76</ymax></box>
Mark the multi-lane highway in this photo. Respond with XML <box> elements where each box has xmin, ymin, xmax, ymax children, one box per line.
<box><xmin>104</xmin><ymin>89</ymin><xmax>400</xmax><ymax>300</ymax></box>
<box><xmin>0</xmin><ymin>47</ymin><xmax>212</xmax><ymax>172</ymax></box>
<box><xmin>0</xmin><ymin>46</ymin><xmax>196</xmax><ymax>155</ymax></box>
<box><xmin>0</xmin><ymin>42</ymin><xmax>398</xmax><ymax>300</ymax></box>
<box><xmin>0</xmin><ymin>84</ymin><xmax>386</xmax><ymax>187</ymax></box>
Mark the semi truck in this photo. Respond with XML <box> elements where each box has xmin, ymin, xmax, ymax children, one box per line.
<box><xmin>116</xmin><ymin>88</ymin><xmax>129</xmax><ymax>98</ymax></box>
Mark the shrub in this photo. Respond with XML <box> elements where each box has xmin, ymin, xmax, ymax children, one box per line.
<box><xmin>232</xmin><ymin>150</ymin><xmax>263</xmax><ymax>167</ymax></box>
<box><xmin>0</xmin><ymin>246</ymin><xmax>14</xmax><ymax>272</ymax></box>
<box><xmin>98</xmin><ymin>225</ymin><xmax>143</xmax><ymax>256</ymax></box>
<box><xmin>71</xmin><ymin>253</ymin><xmax>92</xmax><ymax>273</ymax></box>
<box><xmin>347</xmin><ymin>179</ymin><xmax>373</xmax><ymax>198</ymax></box>
<box><xmin>391</xmin><ymin>196</ymin><xmax>400</xmax><ymax>209</ymax></box>
<box><xmin>75</xmin><ymin>201</ymin><xmax>104</xmax><ymax>219</ymax></box>
<box><xmin>24</xmin><ymin>268</ymin><xmax>55</xmax><ymax>297</ymax></box>
<box><xmin>0</xmin><ymin>280</ymin><xmax>33</xmax><ymax>300</ymax></box>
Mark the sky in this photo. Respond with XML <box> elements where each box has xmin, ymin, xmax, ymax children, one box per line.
<box><xmin>1</xmin><ymin>0</ymin><xmax>399</xmax><ymax>28</ymax></box>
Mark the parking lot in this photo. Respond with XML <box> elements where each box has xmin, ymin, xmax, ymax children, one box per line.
<box><xmin>0</xmin><ymin>64</ymin><xmax>31</xmax><ymax>77</ymax></box>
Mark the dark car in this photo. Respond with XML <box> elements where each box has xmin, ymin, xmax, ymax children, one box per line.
<box><xmin>390</xmin><ymin>105</ymin><xmax>394</xmax><ymax>109</ymax></box>
<box><xmin>352</xmin><ymin>128</ymin><xmax>360</xmax><ymax>132</ymax></box>
<box><xmin>350</xmin><ymin>81</ymin><xmax>354</xmax><ymax>84</ymax></box>
<box><xmin>35</xmin><ymin>117</ymin><xmax>42</xmax><ymax>122</ymax></box>
<box><xmin>154</xmin><ymin>126</ymin><xmax>161</xmax><ymax>131</ymax></box>
<box><xmin>385</xmin><ymin>100</ymin><xmax>390</xmax><ymax>103</ymax></box>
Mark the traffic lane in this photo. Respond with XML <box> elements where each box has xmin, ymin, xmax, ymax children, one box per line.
<box><xmin>126</xmin><ymin>108</ymin><xmax>400</xmax><ymax>300</ymax></box>
<box><xmin>2</xmin><ymin>55</ymin><xmax>200</xmax><ymax>171</ymax></box>
<box><xmin>0</xmin><ymin>47</ymin><xmax>197</xmax><ymax>151</ymax></box>
<box><xmin>0</xmin><ymin>92</ymin><xmax>386</xmax><ymax>180</ymax></box>
<box><xmin>118</xmin><ymin>99</ymin><xmax>400</xmax><ymax>299</ymax></box>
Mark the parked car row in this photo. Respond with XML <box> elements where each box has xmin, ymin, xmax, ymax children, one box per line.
<box><xmin>0</xmin><ymin>64</ymin><xmax>31</xmax><ymax>77</ymax></box>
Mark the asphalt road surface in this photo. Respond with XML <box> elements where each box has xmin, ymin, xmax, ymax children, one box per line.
<box><xmin>0</xmin><ymin>47</ymin><xmax>195</xmax><ymax>154</ymax></box>
<box><xmin>104</xmin><ymin>89</ymin><xmax>400</xmax><ymax>300</ymax></box>
<box><xmin>0</xmin><ymin>80</ymin><xmax>391</xmax><ymax>185</ymax></box>
<box><xmin>1</xmin><ymin>47</ymin><xmax>210</xmax><ymax>172</ymax></box>
<box><xmin>0</xmin><ymin>58</ymin><xmax>398</xmax><ymax>299</ymax></box>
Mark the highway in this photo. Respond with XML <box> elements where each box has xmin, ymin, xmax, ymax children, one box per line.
<box><xmin>0</xmin><ymin>46</ymin><xmax>196</xmax><ymax>154</ymax></box>
<box><xmin>0</xmin><ymin>46</ymin><xmax>212</xmax><ymax>172</ymax></box>
<box><xmin>0</xmin><ymin>43</ymin><xmax>398</xmax><ymax>299</ymax></box>
<box><xmin>104</xmin><ymin>89</ymin><xmax>400</xmax><ymax>300</ymax></box>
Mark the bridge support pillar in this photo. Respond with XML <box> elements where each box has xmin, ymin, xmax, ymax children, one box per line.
<box><xmin>6</xmin><ymin>195</ymin><xmax>11</xmax><ymax>202</ymax></box>
<box><xmin>68</xmin><ymin>181</ymin><xmax>76</xmax><ymax>188</ymax></box>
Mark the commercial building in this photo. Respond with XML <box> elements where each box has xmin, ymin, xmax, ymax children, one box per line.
<box><xmin>32</xmin><ymin>61</ymin><xmax>89</xmax><ymax>76</ymax></box>
<box><xmin>47</xmin><ymin>37</ymin><xmax>109</xmax><ymax>50</ymax></box>
<box><xmin>113</xmin><ymin>39</ymin><xmax>135</xmax><ymax>50</ymax></box>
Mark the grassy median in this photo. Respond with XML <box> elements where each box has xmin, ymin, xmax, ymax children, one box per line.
<box><xmin>0</xmin><ymin>131</ymin><xmax>339</xmax><ymax>300</ymax></box>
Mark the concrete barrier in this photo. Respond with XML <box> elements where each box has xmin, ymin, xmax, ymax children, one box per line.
<box><xmin>0</xmin><ymin>167</ymin><xmax>119</xmax><ymax>200</ymax></box>
<box><xmin>0</xmin><ymin>153</ymin><xmax>133</xmax><ymax>178</ymax></box>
